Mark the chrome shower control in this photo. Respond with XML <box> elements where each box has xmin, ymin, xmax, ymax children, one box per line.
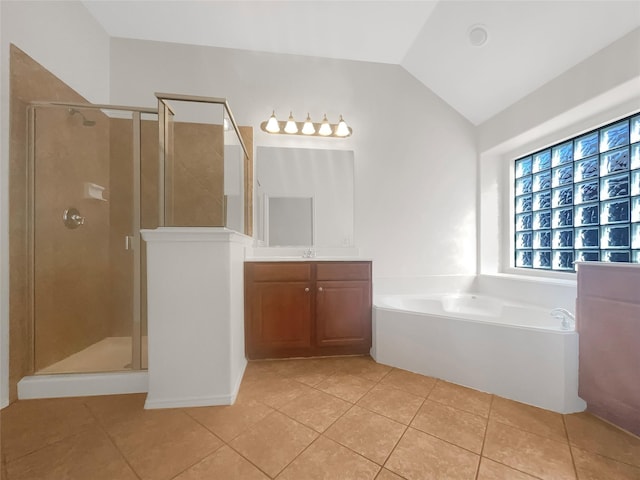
<box><xmin>63</xmin><ymin>207</ymin><xmax>85</xmax><ymax>229</ymax></box>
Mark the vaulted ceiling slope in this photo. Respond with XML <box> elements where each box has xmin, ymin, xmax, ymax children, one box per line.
<box><xmin>83</xmin><ymin>0</ymin><xmax>640</xmax><ymax>125</ymax></box>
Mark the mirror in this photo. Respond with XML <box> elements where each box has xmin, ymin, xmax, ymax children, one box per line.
<box><xmin>267</xmin><ymin>197</ymin><xmax>313</xmax><ymax>246</ymax></box>
<box><xmin>256</xmin><ymin>147</ymin><xmax>354</xmax><ymax>247</ymax></box>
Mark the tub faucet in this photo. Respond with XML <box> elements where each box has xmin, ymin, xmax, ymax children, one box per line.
<box><xmin>551</xmin><ymin>308</ymin><xmax>575</xmax><ymax>330</ymax></box>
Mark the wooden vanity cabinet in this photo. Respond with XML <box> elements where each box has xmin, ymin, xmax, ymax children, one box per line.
<box><xmin>244</xmin><ymin>261</ymin><xmax>372</xmax><ymax>359</ymax></box>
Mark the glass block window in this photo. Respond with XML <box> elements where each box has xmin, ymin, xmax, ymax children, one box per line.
<box><xmin>514</xmin><ymin>112</ymin><xmax>640</xmax><ymax>271</ymax></box>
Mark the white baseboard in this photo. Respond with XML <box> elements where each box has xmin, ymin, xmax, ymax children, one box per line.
<box><xmin>17</xmin><ymin>371</ymin><xmax>148</xmax><ymax>400</ymax></box>
<box><xmin>144</xmin><ymin>359</ymin><xmax>247</xmax><ymax>409</ymax></box>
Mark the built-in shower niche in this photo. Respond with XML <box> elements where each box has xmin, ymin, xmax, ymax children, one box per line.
<box><xmin>29</xmin><ymin>104</ymin><xmax>158</xmax><ymax>375</ymax></box>
<box><xmin>156</xmin><ymin>93</ymin><xmax>250</xmax><ymax>233</ymax></box>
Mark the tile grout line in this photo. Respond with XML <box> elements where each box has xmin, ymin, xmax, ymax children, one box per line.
<box><xmin>475</xmin><ymin>394</ymin><xmax>494</xmax><ymax>480</ymax></box>
<box><xmin>378</xmin><ymin>375</ymin><xmax>438</xmax><ymax>476</ymax></box>
<box><xmin>82</xmin><ymin>399</ymin><xmax>143</xmax><ymax>480</ymax></box>
<box><xmin>562</xmin><ymin>415</ymin><xmax>580</xmax><ymax>480</ymax></box>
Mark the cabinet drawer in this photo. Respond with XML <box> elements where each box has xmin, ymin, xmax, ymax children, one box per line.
<box><xmin>247</xmin><ymin>262</ymin><xmax>312</xmax><ymax>282</ymax></box>
<box><xmin>316</xmin><ymin>262</ymin><xmax>371</xmax><ymax>281</ymax></box>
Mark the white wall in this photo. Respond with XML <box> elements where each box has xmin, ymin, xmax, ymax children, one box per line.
<box><xmin>109</xmin><ymin>38</ymin><xmax>478</xmax><ymax>279</ymax></box>
<box><xmin>477</xmin><ymin>28</ymin><xmax>640</xmax><ymax>278</ymax></box>
<box><xmin>0</xmin><ymin>1</ymin><xmax>111</xmax><ymax>407</ymax></box>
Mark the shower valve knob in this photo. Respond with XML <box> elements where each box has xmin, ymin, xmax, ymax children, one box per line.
<box><xmin>63</xmin><ymin>207</ymin><xmax>85</xmax><ymax>229</ymax></box>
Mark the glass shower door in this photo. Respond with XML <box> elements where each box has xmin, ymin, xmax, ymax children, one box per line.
<box><xmin>31</xmin><ymin>104</ymin><xmax>142</xmax><ymax>374</ymax></box>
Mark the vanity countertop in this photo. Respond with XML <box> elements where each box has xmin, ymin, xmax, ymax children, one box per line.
<box><xmin>245</xmin><ymin>256</ymin><xmax>371</xmax><ymax>262</ymax></box>
<box><xmin>246</xmin><ymin>246</ymin><xmax>367</xmax><ymax>262</ymax></box>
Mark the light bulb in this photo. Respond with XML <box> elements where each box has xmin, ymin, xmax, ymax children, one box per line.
<box><xmin>265</xmin><ymin>111</ymin><xmax>280</xmax><ymax>133</ymax></box>
<box><xmin>284</xmin><ymin>111</ymin><xmax>298</xmax><ymax>134</ymax></box>
<box><xmin>335</xmin><ymin>115</ymin><xmax>350</xmax><ymax>137</ymax></box>
<box><xmin>302</xmin><ymin>113</ymin><xmax>315</xmax><ymax>135</ymax></box>
<box><xmin>318</xmin><ymin>114</ymin><xmax>332</xmax><ymax>136</ymax></box>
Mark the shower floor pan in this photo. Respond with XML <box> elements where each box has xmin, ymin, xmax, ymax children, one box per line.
<box><xmin>37</xmin><ymin>336</ymin><xmax>148</xmax><ymax>374</ymax></box>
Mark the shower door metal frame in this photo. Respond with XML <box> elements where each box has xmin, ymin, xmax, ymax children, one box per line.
<box><xmin>27</xmin><ymin>101</ymin><xmax>157</xmax><ymax>373</ymax></box>
<box><xmin>155</xmin><ymin>93</ymin><xmax>250</xmax><ymax>228</ymax></box>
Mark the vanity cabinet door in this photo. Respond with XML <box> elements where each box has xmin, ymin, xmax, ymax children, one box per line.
<box><xmin>244</xmin><ymin>262</ymin><xmax>312</xmax><ymax>359</ymax></box>
<box><xmin>315</xmin><ymin>280</ymin><xmax>371</xmax><ymax>349</ymax></box>
<box><xmin>247</xmin><ymin>282</ymin><xmax>312</xmax><ymax>357</ymax></box>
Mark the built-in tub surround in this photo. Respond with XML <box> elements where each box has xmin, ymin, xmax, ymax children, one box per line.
<box><xmin>373</xmin><ymin>291</ymin><xmax>585</xmax><ymax>413</ymax></box>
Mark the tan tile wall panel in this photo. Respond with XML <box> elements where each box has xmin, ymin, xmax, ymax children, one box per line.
<box><xmin>169</xmin><ymin>123</ymin><xmax>224</xmax><ymax>226</ymax></box>
<box><xmin>239</xmin><ymin>126</ymin><xmax>254</xmax><ymax>237</ymax></box>
<box><xmin>32</xmin><ymin>105</ymin><xmax>112</xmax><ymax>371</ymax></box>
<box><xmin>108</xmin><ymin>118</ymin><xmax>159</xmax><ymax>340</ymax></box>
<box><xmin>108</xmin><ymin>118</ymin><xmax>134</xmax><ymax>338</ymax></box>
<box><xmin>9</xmin><ymin>45</ymin><xmax>108</xmax><ymax>401</ymax></box>
<box><xmin>9</xmin><ymin>45</ymin><xmax>96</xmax><ymax>400</ymax></box>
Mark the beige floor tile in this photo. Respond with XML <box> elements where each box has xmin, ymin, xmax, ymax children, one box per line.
<box><xmin>108</xmin><ymin>409</ymin><xmax>223</xmax><ymax>480</ymax></box>
<box><xmin>229</xmin><ymin>411</ymin><xmax>317</xmax><ymax>477</ymax></box>
<box><xmin>385</xmin><ymin>427</ymin><xmax>479</xmax><ymax>480</ymax></box>
<box><xmin>238</xmin><ymin>375</ymin><xmax>313</xmax><ymax>408</ymax></box>
<box><xmin>491</xmin><ymin>396</ymin><xmax>567</xmax><ymax>443</ymax></box>
<box><xmin>565</xmin><ymin>412</ymin><xmax>640</xmax><ymax>468</ymax></box>
<box><xmin>316</xmin><ymin>373</ymin><xmax>376</xmax><ymax>403</ymax></box>
<box><xmin>278</xmin><ymin>388</ymin><xmax>351</xmax><ymax>432</ymax></box>
<box><xmin>483</xmin><ymin>420</ymin><xmax>576</xmax><ymax>480</ymax></box>
<box><xmin>324</xmin><ymin>405</ymin><xmax>405</xmax><ymax>465</ymax></box>
<box><xmin>84</xmin><ymin>393</ymin><xmax>148</xmax><ymax>429</ymax></box>
<box><xmin>5</xmin><ymin>426</ymin><xmax>138</xmax><ymax>480</ymax></box>
<box><xmin>276</xmin><ymin>436</ymin><xmax>380</xmax><ymax>480</ymax></box>
<box><xmin>572</xmin><ymin>446</ymin><xmax>640</xmax><ymax>480</ymax></box>
<box><xmin>428</xmin><ymin>381</ymin><xmax>492</xmax><ymax>418</ymax></box>
<box><xmin>184</xmin><ymin>398</ymin><xmax>273</xmax><ymax>442</ymax></box>
<box><xmin>270</xmin><ymin>358</ymin><xmax>340</xmax><ymax>386</ymax></box>
<box><xmin>476</xmin><ymin>458</ymin><xmax>539</xmax><ymax>479</ymax></box>
<box><xmin>378</xmin><ymin>368</ymin><xmax>437</xmax><ymax>397</ymax></box>
<box><xmin>335</xmin><ymin>356</ymin><xmax>393</xmax><ymax>382</ymax></box>
<box><xmin>410</xmin><ymin>399</ymin><xmax>487</xmax><ymax>454</ymax></box>
<box><xmin>1</xmin><ymin>397</ymin><xmax>96</xmax><ymax>462</ymax></box>
<box><xmin>242</xmin><ymin>360</ymin><xmax>288</xmax><ymax>381</ymax></box>
<box><xmin>357</xmin><ymin>384</ymin><xmax>424</xmax><ymax>425</ymax></box>
<box><xmin>375</xmin><ymin>468</ymin><xmax>405</xmax><ymax>480</ymax></box>
<box><xmin>174</xmin><ymin>445</ymin><xmax>269</xmax><ymax>480</ymax></box>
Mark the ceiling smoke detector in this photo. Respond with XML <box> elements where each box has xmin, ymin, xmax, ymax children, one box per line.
<box><xmin>468</xmin><ymin>25</ymin><xmax>488</xmax><ymax>47</ymax></box>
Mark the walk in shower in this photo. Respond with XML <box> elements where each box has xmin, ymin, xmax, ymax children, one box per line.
<box><xmin>26</xmin><ymin>96</ymin><xmax>250</xmax><ymax>379</ymax></box>
<box><xmin>28</xmin><ymin>102</ymin><xmax>157</xmax><ymax>374</ymax></box>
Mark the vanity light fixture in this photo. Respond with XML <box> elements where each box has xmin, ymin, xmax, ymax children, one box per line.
<box><xmin>260</xmin><ymin>111</ymin><xmax>352</xmax><ymax>138</ymax></box>
<box><xmin>302</xmin><ymin>113</ymin><xmax>316</xmax><ymax>135</ymax></box>
<box><xmin>284</xmin><ymin>111</ymin><xmax>298</xmax><ymax>134</ymax></box>
<box><xmin>318</xmin><ymin>114</ymin><xmax>332</xmax><ymax>136</ymax></box>
<box><xmin>265</xmin><ymin>110</ymin><xmax>280</xmax><ymax>133</ymax></box>
<box><xmin>335</xmin><ymin>115</ymin><xmax>350</xmax><ymax>137</ymax></box>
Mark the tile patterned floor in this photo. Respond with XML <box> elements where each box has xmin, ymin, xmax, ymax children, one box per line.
<box><xmin>2</xmin><ymin>355</ymin><xmax>639</xmax><ymax>480</ymax></box>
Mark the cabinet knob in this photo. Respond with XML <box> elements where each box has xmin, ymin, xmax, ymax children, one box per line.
<box><xmin>305</xmin><ymin>287</ymin><xmax>310</xmax><ymax>292</ymax></box>
<box><xmin>318</xmin><ymin>287</ymin><xmax>323</xmax><ymax>292</ymax></box>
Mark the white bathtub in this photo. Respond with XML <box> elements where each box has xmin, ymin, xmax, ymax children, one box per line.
<box><xmin>372</xmin><ymin>293</ymin><xmax>586</xmax><ymax>413</ymax></box>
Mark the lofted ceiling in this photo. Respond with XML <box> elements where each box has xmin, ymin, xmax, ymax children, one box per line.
<box><xmin>83</xmin><ymin>0</ymin><xmax>640</xmax><ymax>125</ymax></box>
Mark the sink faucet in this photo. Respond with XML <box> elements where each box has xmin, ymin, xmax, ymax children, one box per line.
<box><xmin>302</xmin><ymin>248</ymin><xmax>316</xmax><ymax>258</ymax></box>
<box><xmin>550</xmin><ymin>308</ymin><xmax>575</xmax><ymax>330</ymax></box>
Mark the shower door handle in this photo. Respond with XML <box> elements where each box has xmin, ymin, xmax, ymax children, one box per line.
<box><xmin>63</xmin><ymin>207</ymin><xmax>85</xmax><ymax>229</ymax></box>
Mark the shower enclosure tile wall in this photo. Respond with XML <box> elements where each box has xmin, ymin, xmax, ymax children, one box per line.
<box><xmin>32</xmin><ymin>106</ymin><xmax>112</xmax><ymax>371</ymax></box>
<box><xmin>9</xmin><ymin>45</ymin><xmax>94</xmax><ymax>400</ymax></box>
